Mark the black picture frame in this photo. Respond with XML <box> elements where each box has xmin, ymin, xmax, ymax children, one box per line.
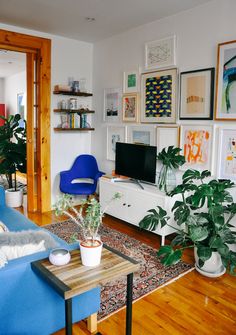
<box><xmin>179</xmin><ymin>67</ymin><xmax>215</xmax><ymax>120</ymax></box>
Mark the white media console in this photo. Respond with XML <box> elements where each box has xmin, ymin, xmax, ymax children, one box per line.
<box><xmin>99</xmin><ymin>177</ymin><xmax>178</xmax><ymax>245</ymax></box>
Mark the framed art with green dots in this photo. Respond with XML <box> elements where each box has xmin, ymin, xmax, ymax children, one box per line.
<box><xmin>141</xmin><ymin>68</ymin><xmax>177</xmax><ymax>123</ymax></box>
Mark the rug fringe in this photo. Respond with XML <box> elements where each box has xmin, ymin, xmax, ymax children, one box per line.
<box><xmin>98</xmin><ymin>266</ymin><xmax>195</xmax><ymax>323</ymax></box>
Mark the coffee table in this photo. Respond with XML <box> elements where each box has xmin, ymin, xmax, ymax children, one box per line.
<box><xmin>31</xmin><ymin>244</ymin><xmax>139</xmax><ymax>335</ymax></box>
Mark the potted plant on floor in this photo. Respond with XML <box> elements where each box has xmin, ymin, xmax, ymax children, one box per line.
<box><xmin>0</xmin><ymin>114</ymin><xmax>26</xmax><ymax>207</ymax></box>
<box><xmin>139</xmin><ymin>169</ymin><xmax>236</xmax><ymax>277</ymax></box>
<box><xmin>54</xmin><ymin>193</ymin><xmax>122</xmax><ymax>266</ymax></box>
<box><xmin>157</xmin><ymin>146</ymin><xmax>185</xmax><ymax>194</ymax></box>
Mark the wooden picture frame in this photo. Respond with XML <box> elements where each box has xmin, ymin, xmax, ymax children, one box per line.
<box><xmin>180</xmin><ymin>125</ymin><xmax>214</xmax><ymax>172</ymax></box>
<box><xmin>141</xmin><ymin>68</ymin><xmax>177</xmax><ymax>123</ymax></box>
<box><xmin>127</xmin><ymin>125</ymin><xmax>155</xmax><ymax>145</ymax></box>
<box><xmin>180</xmin><ymin>68</ymin><xmax>215</xmax><ymax>120</ymax></box>
<box><xmin>106</xmin><ymin>125</ymin><xmax>126</xmax><ymax>161</ymax></box>
<box><xmin>145</xmin><ymin>35</ymin><xmax>176</xmax><ymax>70</ymax></box>
<box><xmin>218</xmin><ymin>126</ymin><xmax>236</xmax><ymax>180</ymax></box>
<box><xmin>104</xmin><ymin>88</ymin><xmax>122</xmax><ymax>122</ymax></box>
<box><xmin>156</xmin><ymin>125</ymin><xmax>180</xmax><ymax>153</ymax></box>
<box><xmin>122</xmin><ymin>93</ymin><xmax>139</xmax><ymax>122</ymax></box>
<box><xmin>123</xmin><ymin>70</ymin><xmax>139</xmax><ymax>93</ymax></box>
<box><xmin>215</xmin><ymin>40</ymin><xmax>236</xmax><ymax>120</ymax></box>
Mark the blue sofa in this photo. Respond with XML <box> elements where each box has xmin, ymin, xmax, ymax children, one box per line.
<box><xmin>0</xmin><ymin>186</ymin><xmax>100</xmax><ymax>335</ymax></box>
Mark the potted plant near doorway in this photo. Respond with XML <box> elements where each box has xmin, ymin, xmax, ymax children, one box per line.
<box><xmin>0</xmin><ymin>114</ymin><xmax>26</xmax><ymax>207</ymax></box>
<box><xmin>54</xmin><ymin>192</ymin><xmax>122</xmax><ymax>266</ymax></box>
<box><xmin>139</xmin><ymin>169</ymin><xmax>236</xmax><ymax>277</ymax></box>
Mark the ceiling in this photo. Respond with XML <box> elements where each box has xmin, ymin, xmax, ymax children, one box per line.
<box><xmin>0</xmin><ymin>0</ymin><xmax>212</xmax><ymax>42</ymax></box>
<box><xmin>0</xmin><ymin>50</ymin><xmax>26</xmax><ymax>78</ymax></box>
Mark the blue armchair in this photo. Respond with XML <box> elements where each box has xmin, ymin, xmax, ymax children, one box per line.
<box><xmin>60</xmin><ymin>154</ymin><xmax>104</xmax><ymax>196</ymax></box>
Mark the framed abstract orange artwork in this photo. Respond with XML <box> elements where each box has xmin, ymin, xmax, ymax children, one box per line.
<box><xmin>218</xmin><ymin>126</ymin><xmax>236</xmax><ymax>180</ymax></box>
<box><xmin>180</xmin><ymin>125</ymin><xmax>214</xmax><ymax>172</ymax></box>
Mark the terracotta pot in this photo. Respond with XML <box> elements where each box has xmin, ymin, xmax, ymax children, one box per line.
<box><xmin>80</xmin><ymin>239</ymin><xmax>103</xmax><ymax>267</ymax></box>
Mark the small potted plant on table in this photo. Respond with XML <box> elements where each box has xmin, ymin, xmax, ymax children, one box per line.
<box><xmin>139</xmin><ymin>169</ymin><xmax>236</xmax><ymax>277</ymax></box>
<box><xmin>54</xmin><ymin>193</ymin><xmax>121</xmax><ymax>266</ymax></box>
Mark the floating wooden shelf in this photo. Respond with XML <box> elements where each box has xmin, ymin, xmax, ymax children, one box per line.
<box><xmin>53</xmin><ymin>91</ymin><xmax>93</xmax><ymax>97</ymax></box>
<box><xmin>54</xmin><ymin>127</ymin><xmax>95</xmax><ymax>132</ymax></box>
<box><xmin>54</xmin><ymin>109</ymin><xmax>95</xmax><ymax>114</ymax></box>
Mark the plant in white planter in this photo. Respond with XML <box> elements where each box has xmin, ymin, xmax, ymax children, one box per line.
<box><xmin>0</xmin><ymin>114</ymin><xmax>26</xmax><ymax>207</ymax></box>
<box><xmin>54</xmin><ymin>193</ymin><xmax>122</xmax><ymax>266</ymax></box>
<box><xmin>139</xmin><ymin>169</ymin><xmax>236</xmax><ymax>277</ymax></box>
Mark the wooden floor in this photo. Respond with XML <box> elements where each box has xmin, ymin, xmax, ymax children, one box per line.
<box><xmin>22</xmin><ymin>207</ymin><xmax>236</xmax><ymax>335</ymax></box>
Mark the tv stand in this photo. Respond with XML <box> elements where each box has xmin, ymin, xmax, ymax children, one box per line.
<box><xmin>100</xmin><ymin>177</ymin><xmax>178</xmax><ymax>246</ymax></box>
<box><xmin>113</xmin><ymin>178</ymin><xmax>144</xmax><ymax>190</ymax></box>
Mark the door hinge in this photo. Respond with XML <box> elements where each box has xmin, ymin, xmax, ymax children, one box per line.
<box><xmin>40</xmin><ymin>57</ymin><xmax>43</xmax><ymax>65</ymax></box>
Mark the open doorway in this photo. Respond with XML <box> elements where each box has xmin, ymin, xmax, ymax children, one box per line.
<box><xmin>0</xmin><ymin>29</ymin><xmax>51</xmax><ymax>213</ymax></box>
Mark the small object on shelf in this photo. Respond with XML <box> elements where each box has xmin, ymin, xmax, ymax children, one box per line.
<box><xmin>54</xmin><ymin>84</ymin><xmax>71</xmax><ymax>92</ymax></box>
<box><xmin>72</xmin><ymin>81</ymin><xmax>80</xmax><ymax>92</ymax></box>
<box><xmin>49</xmin><ymin>248</ymin><xmax>71</xmax><ymax>266</ymax></box>
<box><xmin>60</xmin><ymin>100</ymin><xmax>67</xmax><ymax>109</ymax></box>
<box><xmin>69</xmin><ymin>98</ymin><xmax>78</xmax><ymax>110</ymax></box>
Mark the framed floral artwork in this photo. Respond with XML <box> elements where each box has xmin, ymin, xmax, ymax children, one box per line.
<box><xmin>141</xmin><ymin>68</ymin><xmax>177</xmax><ymax>123</ymax></box>
<box><xmin>123</xmin><ymin>70</ymin><xmax>139</xmax><ymax>93</ymax></box>
<box><xmin>104</xmin><ymin>88</ymin><xmax>122</xmax><ymax>122</ymax></box>
<box><xmin>106</xmin><ymin>126</ymin><xmax>126</xmax><ymax>161</ymax></box>
<box><xmin>145</xmin><ymin>35</ymin><xmax>176</xmax><ymax>70</ymax></box>
<box><xmin>215</xmin><ymin>40</ymin><xmax>236</xmax><ymax>120</ymax></box>
<box><xmin>218</xmin><ymin>127</ymin><xmax>236</xmax><ymax>180</ymax></box>
<box><xmin>122</xmin><ymin>93</ymin><xmax>139</xmax><ymax>122</ymax></box>
<box><xmin>127</xmin><ymin>125</ymin><xmax>155</xmax><ymax>146</ymax></box>
<box><xmin>156</xmin><ymin>125</ymin><xmax>179</xmax><ymax>153</ymax></box>
<box><xmin>180</xmin><ymin>125</ymin><xmax>214</xmax><ymax>172</ymax></box>
<box><xmin>180</xmin><ymin>68</ymin><xmax>215</xmax><ymax>120</ymax></box>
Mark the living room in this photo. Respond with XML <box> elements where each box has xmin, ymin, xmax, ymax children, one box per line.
<box><xmin>0</xmin><ymin>0</ymin><xmax>236</xmax><ymax>334</ymax></box>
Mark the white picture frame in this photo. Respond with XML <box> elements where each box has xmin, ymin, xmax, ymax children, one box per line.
<box><xmin>180</xmin><ymin>125</ymin><xmax>214</xmax><ymax>172</ymax></box>
<box><xmin>123</xmin><ymin>70</ymin><xmax>139</xmax><ymax>93</ymax></box>
<box><xmin>104</xmin><ymin>88</ymin><xmax>122</xmax><ymax>122</ymax></box>
<box><xmin>156</xmin><ymin>126</ymin><xmax>180</xmax><ymax>153</ymax></box>
<box><xmin>127</xmin><ymin>125</ymin><xmax>155</xmax><ymax>146</ymax></box>
<box><xmin>145</xmin><ymin>35</ymin><xmax>176</xmax><ymax>70</ymax></box>
<box><xmin>218</xmin><ymin>126</ymin><xmax>236</xmax><ymax>180</ymax></box>
<box><xmin>106</xmin><ymin>125</ymin><xmax>126</xmax><ymax>161</ymax></box>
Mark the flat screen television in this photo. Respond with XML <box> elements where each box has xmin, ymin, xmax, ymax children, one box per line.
<box><xmin>115</xmin><ymin>142</ymin><xmax>157</xmax><ymax>185</ymax></box>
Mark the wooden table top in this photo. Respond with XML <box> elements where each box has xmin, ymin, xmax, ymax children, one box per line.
<box><xmin>32</xmin><ymin>245</ymin><xmax>139</xmax><ymax>300</ymax></box>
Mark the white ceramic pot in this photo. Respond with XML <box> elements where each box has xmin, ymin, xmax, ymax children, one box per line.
<box><xmin>5</xmin><ymin>188</ymin><xmax>23</xmax><ymax>207</ymax></box>
<box><xmin>194</xmin><ymin>248</ymin><xmax>225</xmax><ymax>276</ymax></box>
<box><xmin>80</xmin><ymin>240</ymin><xmax>103</xmax><ymax>267</ymax></box>
<box><xmin>49</xmin><ymin>248</ymin><xmax>71</xmax><ymax>266</ymax></box>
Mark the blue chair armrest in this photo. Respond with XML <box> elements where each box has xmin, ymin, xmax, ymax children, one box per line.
<box><xmin>0</xmin><ymin>186</ymin><xmax>5</xmax><ymax>206</ymax></box>
<box><xmin>60</xmin><ymin>170</ymin><xmax>73</xmax><ymax>184</ymax></box>
<box><xmin>94</xmin><ymin>171</ymin><xmax>105</xmax><ymax>181</ymax></box>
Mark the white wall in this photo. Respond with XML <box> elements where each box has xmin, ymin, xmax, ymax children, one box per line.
<box><xmin>4</xmin><ymin>71</ymin><xmax>26</xmax><ymax>115</ymax></box>
<box><xmin>0</xmin><ymin>78</ymin><xmax>4</xmax><ymax>102</ymax></box>
<box><xmin>0</xmin><ymin>23</ymin><xmax>93</xmax><ymax>205</ymax></box>
<box><xmin>92</xmin><ymin>0</ymin><xmax>236</xmax><ymax>184</ymax></box>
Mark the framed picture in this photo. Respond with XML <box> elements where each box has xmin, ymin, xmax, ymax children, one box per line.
<box><xmin>141</xmin><ymin>68</ymin><xmax>177</xmax><ymax>123</ymax></box>
<box><xmin>17</xmin><ymin>93</ymin><xmax>25</xmax><ymax>119</ymax></box>
<box><xmin>104</xmin><ymin>88</ymin><xmax>122</xmax><ymax>122</ymax></box>
<box><xmin>180</xmin><ymin>68</ymin><xmax>215</xmax><ymax>120</ymax></box>
<box><xmin>180</xmin><ymin>125</ymin><xmax>214</xmax><ymax>172</ymax></box>
<box><xmin>145</xmin><ymin>35</ymin><xmax>176</xmax><ymax>70</ymax></box>
<box><xmin>215</xmin><ymin>40</ymin><xmax>236</xmax><ymax>120</ymax></box>
<box><xmin>127</xmin><ymin>125</ymin><xmax>155</xmax><ymax>145</ymax></box>
<box><xmin>106</xmin><ymin>126</ymin><xmax>126</xmax><ymax>161</ymax></box>
<box><xmin>123</xmin><ymin>70</ymin><xmax>139</xmax><ymax>93</ymax></box>
<box><xmin>122</xmin><ymin>93</ymin><xmax>139</xmax><ymax>122</ymax></box>
<box><xmin>218</xmin><ymin>127</ymin><xmax>236</xmax><ymax>180</ymax></box>
<box><xmin>156</xmin><ymin>126</ymin><xmax>179</xmax><ymax>153</ymax></box>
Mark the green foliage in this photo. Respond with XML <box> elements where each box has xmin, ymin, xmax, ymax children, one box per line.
<box><xmin>54</xmin><ymin>192</ymin><xmax>122</xmax><ymax>245</ymax></box>
<box><xmin>157</xmin><ymin>146</ymin><xmax>185</xmax><ymax>169</ymax></box>
<box><xmin>0</xmin><ymin>114</ymin><xmax>26</xmax><ymax>190</ymax></box>
<box><xmin>139</xmin><ymin>168</ymin><xmax>236</xmax><ymax>275</ymax></box>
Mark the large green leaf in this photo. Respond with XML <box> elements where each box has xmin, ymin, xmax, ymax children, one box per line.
<box><xmin>196</xmin><ymin>245</ymin><xmax>212</xmax><ymax>261</ymax></box>
<box><xmin>157</xmin><ymin>245</ymin><xmax>182</xmax><ymax>266</ymax></box>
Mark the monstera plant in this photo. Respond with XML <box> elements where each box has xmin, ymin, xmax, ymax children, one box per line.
<box><xmin>139</xmin><ymin>169</ymin><xmax>236</xmax><ymax>277</ymax></box>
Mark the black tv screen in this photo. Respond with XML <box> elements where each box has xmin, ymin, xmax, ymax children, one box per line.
<box><xmin>115</xmin><ymin>142</ymin><xmax>157</xmax><ymax>184</ymax></box>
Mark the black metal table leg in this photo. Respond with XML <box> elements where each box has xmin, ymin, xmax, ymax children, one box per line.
<box><xmin>126</xmin><ymin>273</ymin><xmax>133</xmax><ymax>335</ymax></box>
<box><xmin>65</xmin><ymin>298</ymin><xmax>72</xmax><ymax>335</ymax></box>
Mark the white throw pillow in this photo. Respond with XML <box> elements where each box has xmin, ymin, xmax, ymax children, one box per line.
<box><xmin>0</xmin><ymin>249</ymin><xmax>7</xmax><ymax>268</ymax></box>
<box><xmin>0</xmin><ymin>240</ymin><xmax>46</xmax><ymax>261</ymax></box>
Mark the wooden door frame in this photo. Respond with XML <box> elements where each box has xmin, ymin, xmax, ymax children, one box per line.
<box><xmin>0</xmin><ymin>29</ymin><xmax>51</xmax><ymax>213</ymax></box>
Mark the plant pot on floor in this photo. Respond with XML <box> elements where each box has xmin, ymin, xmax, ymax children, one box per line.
<box><xmin>5</xmin><ymin>188</ymin><xmax>23</xmax><ymax>207</ymax></box>
<box><xmin>80</xmin><ymin>239</ymin><xmax>103</xmax><ymax>266</ymax></box>
<box><xmin>194</xmin><ymin>248</ymin><xmax>226</xmax><ymax>277</ymax></box>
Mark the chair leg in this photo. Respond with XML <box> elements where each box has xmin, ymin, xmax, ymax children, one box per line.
<box><xmin>87</xmin><ymin>313</ymin><xmax>97</xmax><ymax>333</ymax></box>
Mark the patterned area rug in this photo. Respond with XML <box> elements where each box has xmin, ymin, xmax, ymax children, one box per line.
<box><xmin>45</xmin><ymin>220</ymin><xmax>194</xmax><ymax>320</ymax></box>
